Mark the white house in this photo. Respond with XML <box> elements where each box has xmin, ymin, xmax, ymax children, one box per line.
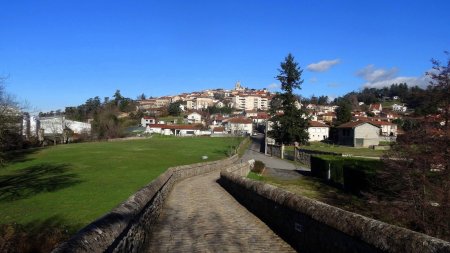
<box><xmin>369</xmin><ymin>103</ymin><xmax>383</xmax><ymax>115</ymax></box>
<box><xmin>392</xmin><ymin>103</ymin><xmax>407</xmax><ymax>112</ymax></box>
<box><xmin>371</xmin><ymin>121</ymin><xmax>398</xmax><ymax>136</ymax></box>
<box><xmin>187</xmin><ymin>112</ymin><xmax>202</xmax><ymax>124</ymax></box>
<box><xmin>39</xmin><ymin>116</ymin><xmax>91</xmax><ymax>136</ymax></box>
<box><xmin>145</xmin><ymin>124</ymin><xmax>202</xmax><ymax>136</ymax></box>
<box><xmin>244</xmin><ymin>110</ymin><xmax>258</xmax><ymax>117</ymax></box>
<box><xmin>308</xmin><ymin>121</ymin><xmax>329</xmax><ymax>141</ymax></box>
<box><xmin>225</xmin><ymin>117</ymin><xmax>253</xmax><ymax>135</ymax></box>
<box><xmin>215</xmin><ymin>101</ymin><xmax>225</xmax><ymax>108</ymax></box>
<box><xmin>141</xmin><ymin>116</ymin><xmax>156</xmax><ymax>127</ymax></box>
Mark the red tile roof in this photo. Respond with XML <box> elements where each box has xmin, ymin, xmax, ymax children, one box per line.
<box><xmin>369</xmin><ymin>103</ymin><xmax>382</xmax><ymax>111</ymax></box>
<box><xmin>308</xmin><ymin>121</ymin><xmax>329</xmax><ymax>127</ymax></box>
<box><xmin>370</xmin><ymin>121</ymin><xmax>396</xmax><ymax>126</ymax></box>
<box><xmin>213</xmin><ymin>127</ymin><xmax>225</xmax><ymax>132</ymax></box>
<box><xmin>148</xmin><ymin>124</ymin><xmax>202</xmax><ymax>130</ymax></box>
<box><xmin>228</xmin><ymin>117</ymin><xmax>253</xmax><ymax>124</ymax></box>
<box><xmin>336</xmin><ymin>121</ymin><xmax>380</xmax><ymax>128</ymax></box>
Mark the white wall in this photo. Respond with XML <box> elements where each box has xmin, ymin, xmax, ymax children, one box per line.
<box><xmin>308</xmin><ymin>127</ymin><xmax>329</xmax><ymax>141</ymax></box>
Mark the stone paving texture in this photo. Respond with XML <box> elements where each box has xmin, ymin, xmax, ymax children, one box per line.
<box><xmin>147</xmin><ymin>170</ymin><xmax>295</xmax><ymax>252</ymax></box>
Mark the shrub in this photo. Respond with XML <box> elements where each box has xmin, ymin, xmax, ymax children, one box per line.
<box><xmin>252</xmin><ymin>160</ymin><xmax>265</xmax><ymax>174</ymax></box>
<box><xmin>311</xmin><ymin>155</ymin><xmax>381</xmax><ymax>194</ymax></box>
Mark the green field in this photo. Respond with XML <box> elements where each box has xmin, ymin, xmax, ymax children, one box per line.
<box><xmin>286</xmin><ymin>142</ymin><xmax>385</xmax><ymax>157</ymax></box>
<box><xmin>0</xmin><ymin>136</ymin><xmax>241</xmax><ymax>232</ymax></box>
<box><xmin>247</xmin><ymin>172</ymin><xmax>382</xmax><ymax>224</ymax></box>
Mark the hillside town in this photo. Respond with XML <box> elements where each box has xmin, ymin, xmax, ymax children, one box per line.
<box><xmin>18</xmin><ymin>79</ymin><xmax>433</xmax><ymax>150</ymax></box>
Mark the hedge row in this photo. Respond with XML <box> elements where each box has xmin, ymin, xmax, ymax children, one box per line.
<box><xmin>311</xmin><ymin>155</ymin><xmax>381</xmax><ymax>194</ymax></box>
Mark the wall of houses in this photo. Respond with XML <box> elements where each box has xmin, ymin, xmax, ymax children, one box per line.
<box><xmin>39</xmin><ymin>117</ymin><xmax>91</xmax><ymax>136</ymax></box>
<box><xmin>232</xmin><ymin>95</ymin><xmax>269</xmax><ymax>111</ymax></box>
<box><xmin>354</xmin><ymin>124</ymin><xmax>380</xmax><ymax>147</ymax></box>
<box><xmin>308</xmin><ymin>126</ymin><xmax>329</xmax><ymax>141</ymax></box>
<box><xmin>229</xmin><ymin>123</ymin><xmax>253</xmax><ymax>134</ymax></box>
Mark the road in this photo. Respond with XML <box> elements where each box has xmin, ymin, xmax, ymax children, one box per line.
<box><xmin>241</xmin><ymin>134</ymin><xmax>308</xmax><ymax>179</ymax></box>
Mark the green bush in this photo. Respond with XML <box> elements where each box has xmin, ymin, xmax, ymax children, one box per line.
<box><xmin>251</xmin><ymin>160</ymin><xmax>265</xmax><ymax>174</ymax></box>
<box><xmin>343</xmin><ymin>160</ymin><xmax>379</xmax><ymax>194</ymax></box>
<box><xmin>311</xmin><ymin>155</ymin><xmax>381</xmax><ymax>193</ymax></box>
<box><xmin>311</xmin><ymin>155</ymin><xmax>345</xmax><ymax>185</ymax></box>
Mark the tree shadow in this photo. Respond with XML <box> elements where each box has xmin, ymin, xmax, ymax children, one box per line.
<box><xmin>0</xmin><ymin>215</ymin><xmax>83</xmax><ymax>253</ymax></box>
<box><xmin>0</xmin><ymin>163</ymin><xmax>82</xmax><ymax>202</ymax></box>
<box><xmin>1</xmin><ymin>147</ymin><xmax>42</xmax><ymax>165</ymax></box>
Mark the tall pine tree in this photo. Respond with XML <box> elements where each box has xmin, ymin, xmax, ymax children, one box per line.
<box><xmin>268</xmin><ymin>54</ymin><xmax>309</xmax><ymax>145</ymax></box>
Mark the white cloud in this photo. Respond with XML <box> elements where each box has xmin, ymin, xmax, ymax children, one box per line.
<box><xmin>267</xmin><ymin>83</ymin><xmax>280</xmax><ymax>90</ymax></box>
<box><xmin>327</xmin><ymin>82</ymin><xmax>340</xmax><ymax>88</ymax></box>
<box><xmin>356</xmin><ymin>64</ymin><xmax>398</xmax><ymax>82</ymax></box>
<box><xmin>356</xmin><ymin>64</ymin><xmax>429</xmax><ymax>89</ymax></box>
<box><xmin>307</xmin><ymin>59</ymin><xmax>341</xmax><ymax>72</ymax></box>
<box><xmin>308</xmin><ymin>77</ymin><xmax>318</xmax><ymax>83</ymax></box>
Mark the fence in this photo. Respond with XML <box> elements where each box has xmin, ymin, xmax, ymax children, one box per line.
<box><xmin>266</xmin><ymin>144</ymin><xmax>283</xmax><ymax>159</ymax></box>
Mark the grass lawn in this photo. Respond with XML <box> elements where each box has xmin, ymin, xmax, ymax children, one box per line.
<box><xmin>0</xmin><ymin>136</ymin><xmax>241</xmax><ymax>233</ymax></box>
<box><xmin>247</xmin><ymin>172</ymin><xmax>387</xmax><ymax>224</ymax></box>
<box><xmin>286</xmin><ymin>142</ymin><xmax>385</xmax><ymax>157</ymax></box>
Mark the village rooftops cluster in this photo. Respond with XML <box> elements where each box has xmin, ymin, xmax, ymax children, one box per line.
<box><xmin>136</xmin><ymin>81</ymin><xmax>273</xmax><ymax>115</ymax></box>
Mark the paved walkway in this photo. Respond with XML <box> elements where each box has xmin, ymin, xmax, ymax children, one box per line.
<box><xmin>147</xmin><ymin>171</ymin><xmax>295</xmax><ymax>252</ymax></box>
<box><xmin>241</xmin><ymin>135</ymin><xmax>307</xmax><ymax>172</ymax></box>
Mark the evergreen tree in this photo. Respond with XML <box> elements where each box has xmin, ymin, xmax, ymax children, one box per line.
<box><xmin>268</xmin><ymin>54</ymin><xmax>309</xmax><ymax>145</ymax></box>
<box><xmin>335</xmin><ymin>99</ymin><xmax>352</xmax><ymax>125</ymax></box>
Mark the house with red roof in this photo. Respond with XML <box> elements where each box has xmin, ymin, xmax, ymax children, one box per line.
<box><xmin>369</xmin><ymin>103</ymin><xmax>383</xmax><ymax>115</ymax></box>
<box><xmin>145</xmin><ymin>124</ymin><xmax>203</xmax><ymax>136</ymax></box>
<box><xmin>336</xmin><ymin>121</ymin><xmax>381</xmax><ymax>147</ymax></box>
<box><xmin>308</xmin><ymin>121</ymin><xmax>329</xmax><ymax>141</ymax></box>
<box><xmin>371</xmin><ymin>121</ymin><xmax>398</xmax><ymax>136</ymax></box>
<box><xmin>224</xmin><ymin>117</ymin><xmax>253</xmax><ymax>135</ymax></box>
<box><xmin>141</xmin><ymin>116</ymin><xmax>157</xmax><ymax>127</ymax></box>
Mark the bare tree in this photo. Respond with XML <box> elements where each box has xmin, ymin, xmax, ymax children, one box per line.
<box><xmin>374</xmin><ymin>53</ymin><xmax>450</xmax><ymax>240</ymax></box>
<box><xmin>0</xmin><ymin>78</ymin><xmax>22</xmax><ymax>166</ymax></box>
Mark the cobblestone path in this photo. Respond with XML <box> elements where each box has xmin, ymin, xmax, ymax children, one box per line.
<box><xmin>147</xmin><ymin>170</ymin><xmax>295</xmax><ymax>252</ymax></box>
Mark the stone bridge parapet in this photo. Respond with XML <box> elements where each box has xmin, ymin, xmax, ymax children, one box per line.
<box><xmin>219</xmin><ymin>171</ymin><xmax>450</xmax><ymax>253</ymax></box>
<box><xmin>52</xmin><ymin>155</ymin><xmax>239</xmax><ymax>253</ymax></box>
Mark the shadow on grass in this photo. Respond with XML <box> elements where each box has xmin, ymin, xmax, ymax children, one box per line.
<box><xmin>0</xmin><ymin>163</ymin><xmax>82</xmax><ymax>202</ymax></box>
<box><xmin>2</xmin><ymin>148</ymin><xmax>42</xmax><ymax>165</ymax></box>
<box><xmin>0</xmin><ymin>215</ymin><xmax>82</xmax><ymax>253</ymax></box>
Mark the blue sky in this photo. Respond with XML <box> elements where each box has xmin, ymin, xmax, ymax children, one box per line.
<box><xmin>1</xmin><ymin>0</ymin><xmax>449</xmax><ymax>112</ymax></box>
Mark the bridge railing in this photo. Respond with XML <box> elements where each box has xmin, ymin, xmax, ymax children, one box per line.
<box><xmin>219</xmin><ymin>171</ymin><xmax>450</xmax><ymax>253</ymax></box>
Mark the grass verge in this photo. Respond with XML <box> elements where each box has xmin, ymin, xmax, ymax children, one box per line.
<box><xmin>0</xmin><ymin>136</ymin><xmax>241</xmax><ymax>252</ymax></box>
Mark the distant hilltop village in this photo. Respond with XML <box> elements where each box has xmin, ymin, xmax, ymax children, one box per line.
<box><xmin>137</xmin><ymin>81</ymin><xmax>272</xmax><ymax>114</ymax></box>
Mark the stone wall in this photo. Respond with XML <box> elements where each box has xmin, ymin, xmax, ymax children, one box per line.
<box><xmin>294</xmin><ymin>148</ymin><xmax>341</xmax><ymax>168</ymax></box>
<box><xmin>52</xmin><ymin>155</ymin><xmax>239</xmax><ymax>253</ymax></box>
<box><xmin>219</xmin><ymin>172</ymin><xmax>450</xmax><ymax>253</ymax></box>
<box><xmin>267</xmin><ymin>144</ymin><xmax>282</xmax><ymax>158</ymax></box>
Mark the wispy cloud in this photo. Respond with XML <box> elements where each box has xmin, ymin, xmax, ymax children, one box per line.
<box><xmin>308</xmin><ymin>77</ymin><xmax>318</xmax><ymax>83</ymax></box>
<box><xmin>267</xmin><ymin>83</ymin><xmax>280</xmax><ymax>90</ymax></box>
<box><xmin>307</xmin><ymin>59</ymin><xmax>341</xmax><ymax>72</ymax></box>
<box><xmin>356</xmin><ymin>64</ymin><xmax>429</xmax><ymax>88</ymax></box>
<box><xmin>327</xmin><ymin>82</ymin><xmax>340</xmax><ymax>88</ymax></box>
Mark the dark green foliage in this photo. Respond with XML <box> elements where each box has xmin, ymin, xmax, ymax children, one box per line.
<box><xmin>251</xmin><ymin>160</ymin><xmax>265</xmax><ymax>174</ymax></box>
<box><xmin>206</xmin><ymin>105</ymin><xmax>232</xmax><ymax>115</ymax></box>
<box><xmin>269</xmin><ymin>54</ymin><xmax>309</xmax><ymax>145</ymax></box>
<box><xmin>392</xmin><ymin>118</ymin><xmax>420</xmax><ymax>131</ymax></box>
<box><xmin>168</xmin><ymin>102</ymin><xmax>182</xmax><ymax>116</ymax></box>
<box><xmin>335</xmin><ymin>99</ymin><xmax>352</xmax><ymax>125</ymax></box>
<box><xmin>343</xmin><ymin>161</ymin><xmax>378</xmax><ymax>194</ymax></box>
<box><xmin>311</xmin><ymin>155</ymin><xmax>381</xmax><ymax>194</ymax></box>
<box><xmin>317</xmin><ymin>95</ymin><xmax>329</xmax><ymax>105</ymax></box>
